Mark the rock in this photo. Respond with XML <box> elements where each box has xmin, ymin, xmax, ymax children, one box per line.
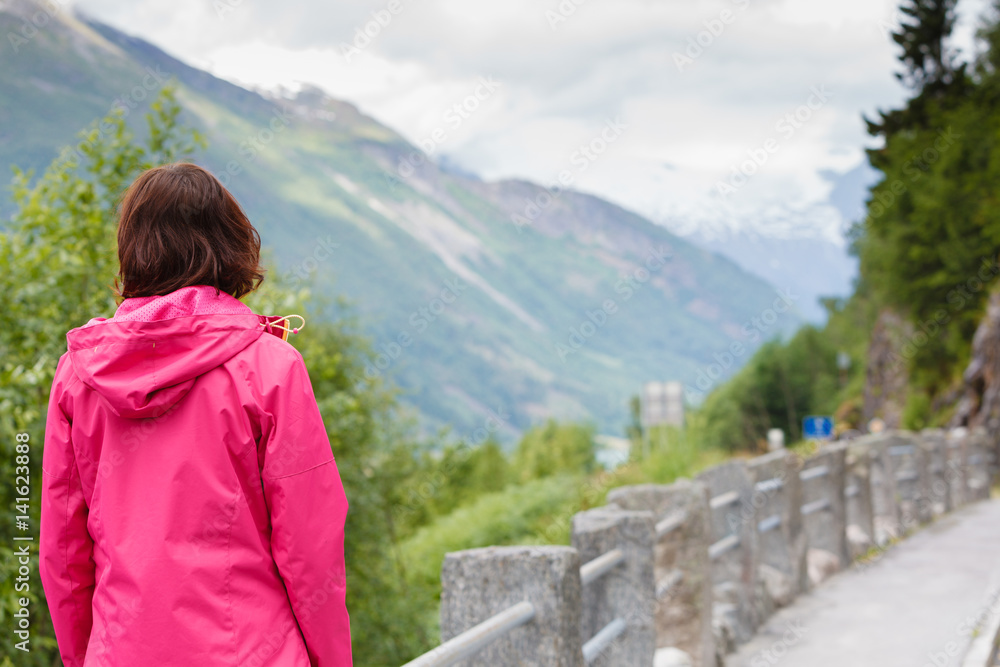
<box><xmin>953</xmin><ymin>289</ymin><xmax>1000</xmax><ymax>434</ymax></box>
<box><xmin>759</xmin><ymin>563</ymin><xmax>796</xmax><ymax>608</ymax></box>
<box><xmin>753</xmin><ymin>578</ymin><xmax>774</xmax><ymax>627</ymax></box>
<box><xmin>711</xmin><ymin>602</ymin><xmax>738</xmax><ymax>657</ymax></box>
<box><xmin>655</xmin><ymin>647</ymin><xmax>695</xmax><ymax>667</ymax></box>
<box><xmin>863</xmin><ymin>309</ymin><xmax>912</xmax><ymax>429</ymax></box>
<box><xmin>807</xmin><ymin>548</ymin><xmax>841</xmax><ymax>586</ymax></box>
<box><xmin>846</xmin><ymin>523</ymin><xmax>873</xmax><ymax>560</ymax></box>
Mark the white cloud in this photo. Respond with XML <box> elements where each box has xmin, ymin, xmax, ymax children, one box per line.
<box><xmin>71</xmin><ymin>0</ymin><xmax>990</xmax><ymax>244</ymax></box>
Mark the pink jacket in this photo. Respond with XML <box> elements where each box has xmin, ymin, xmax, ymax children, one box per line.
<box><xmin>40</xmin><ymin>285</ymin><xmax>352</xmax><ymax>666</ymax></box>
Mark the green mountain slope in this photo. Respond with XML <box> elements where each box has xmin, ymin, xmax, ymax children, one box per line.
<box><xmin>0</xmin><ymin>1</ymin><xmax>801</xmax><ymax>436</ymax></box>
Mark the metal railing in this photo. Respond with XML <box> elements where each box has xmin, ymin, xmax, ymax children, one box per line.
<box><xmin>580</xmin><ymin>549</ymin><xmax>624</xmax><ymax>586</ymax></box>
<box><xmin>757</xmin><ymin>514</ymin><xmax>781</xmax><ymax>533</ymax></box>
<box><xmin>801</xmin><ymin>498</ymin><xmax>830</xmax><ymax>516</ymax></box>
<box><xmin>656</xmin><ymin>568</ymin><xmax>684</xmax><ymax>599</ymax></box>
<box><xmin>708</xmin><ymin>487</ymin><xmax>744</xmax><ymax>561</ymax></box>
<box><xmin>800</xmin><ymin>465</ymin><xmax>829</xmax><ymax>481</ymax></box>
<box><xmin>800</xmin><ymin>462</ymin><xmax>833</xmax><ymax>518</ymax></box>
<box><xmin>402</xmin><ymin>601</ymin><xmax>536</xmax><ymax>667</ymax></box>
<box><xmin>755</xmin><ymin>477</ymin><xmax>784</xmax><ymax>493</ymax></box>
<box><xmin>655</xmin><ymin>510</ymin><xmax>686</xmax><ymax>538</ymax></box>
<box><xmin>582</xmin><ymin>618</ymin><xmax>627</xmax><ymax>664</ymax></box>
<box><xmin>710</xmin><ymin>490</ymin><xmax>740</xmax><ymax>509</ymax></box>
<box><xmin>709</xmin><ymin>533</ymin><xmax>741</xmax><ymax>560</ymax></box>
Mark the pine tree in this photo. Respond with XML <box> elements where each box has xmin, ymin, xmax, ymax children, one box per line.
<box><xmin>894</xmin><ymin>0</ymin><xmax>962</xmax><ymax>90</ymax></box>
<box><xmin>866</xmin><ymin>0</ymin><xmax>970</xmax><ymax>146</ymax></box>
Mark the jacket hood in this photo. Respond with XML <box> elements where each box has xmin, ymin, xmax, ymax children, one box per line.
<box><xmin>66</xmin><ymin>285</ymin><xmax>267</xmax><ymax>419</ymax></box>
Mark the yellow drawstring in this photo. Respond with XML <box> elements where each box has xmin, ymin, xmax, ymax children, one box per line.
<box><xmin>265</xmin><ymin>314</ymin><xmax>305</xmax><ymax>336</ymax></box>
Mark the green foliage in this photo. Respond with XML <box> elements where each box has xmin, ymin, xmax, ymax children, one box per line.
<box><xmin>638</xmin><ymin>424</ymin><xmax>725</xmax><ymax>483</ymax></box>
<box><xmin>512</xmin><ymin>419</ymin><xmax>597</xmax><ymax>482</ymax></box>
<box><xmin>416</xmin><ymin>439</ymin><xmax>511</xmax><ymax>523</ymax></box>
<box><xmin>891</xmin><ymin>0</ymin><xmax>963</xmax><ymax>90</ymax></box>
<box><xmin>902</xmin><ymin>390</ymin><xmax>933</xmax><ymax>429</ymax></box>
<box><xmin>867</xmin><ymin>0</ymin><xmax>970</xmax><ymax>142</ymax></box>
<box><xmin>400</xmin><ymin>475</ymin><xmax>585</xmax><ymax>591</ymax></box>
<box><xmin>694</xmin><ymin>326</ymin><xmax>844</xmax><ymax>451</ymax></box>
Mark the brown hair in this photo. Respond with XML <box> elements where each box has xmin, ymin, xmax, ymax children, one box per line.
<box><xmin>116</xmin><ymin>163</ymin><xmax>264</xmax><ymax>299</ymax></box>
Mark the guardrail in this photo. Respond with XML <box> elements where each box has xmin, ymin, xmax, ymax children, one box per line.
<box><xmin>402</xmin><ymin>601</ymin><xmax>536</xmax><ymax>667</ymax></box>
<box><xmin>404</xmin><ymin>427</ymin><xmax>998</xmax><ymax>666</ymax></box>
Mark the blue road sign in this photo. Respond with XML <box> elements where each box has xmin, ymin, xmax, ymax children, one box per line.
<box><xmin>803</xmin><ymin>416</ymin><xmax>834</xmax><ymax>440</ymax></box>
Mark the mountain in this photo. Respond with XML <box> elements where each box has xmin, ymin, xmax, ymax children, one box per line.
<box><xmin>655</xmin><ymin>163</ymin><xmax>878</xmax><ymax>323</ymax></box>
<box><xmin>686</xmin><ymin>232</ymin><xmax>857</xmax><ymax>323</ymax></box>
<box><xmin>0</xmin><ymin>0</ymin><xmax>802</xmax><ymax>438</ymax></box>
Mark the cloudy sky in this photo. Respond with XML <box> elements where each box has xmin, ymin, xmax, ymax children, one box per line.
<box><xmin>73</xmin><ymin>0</ymin><xmax>992</xmax><ymax>245</ymax></box>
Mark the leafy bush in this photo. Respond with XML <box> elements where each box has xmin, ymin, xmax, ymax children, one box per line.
<box><xmin>513</xmin><ymin>419</ymin><xmax>597</xmax><ymax>481</ymax></box>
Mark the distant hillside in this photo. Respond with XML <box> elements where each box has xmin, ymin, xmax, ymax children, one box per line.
<box><xmin>0</xmin><ymin>0</ymin><xmax>802</xmax><ymax>437</ymax></box>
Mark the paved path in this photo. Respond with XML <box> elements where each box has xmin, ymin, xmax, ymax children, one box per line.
<box><xmin>728</xmin><ymin>499</ymin><xmax>1000</xmax><ymax>667</ymax></box>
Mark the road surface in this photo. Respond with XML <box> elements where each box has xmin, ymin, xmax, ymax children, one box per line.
<box><xmin>728</xmin><ymin>498</ymin><xmax>1000</xmax><ymax>667</ymax></box>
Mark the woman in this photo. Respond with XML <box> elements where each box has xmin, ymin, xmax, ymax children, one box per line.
<box><xmin>39</xmin><ymin>163</ymin><xmax>352</xmax><ymax>666</ymax></box>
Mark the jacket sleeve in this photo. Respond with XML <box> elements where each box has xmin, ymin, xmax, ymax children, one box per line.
<box><xmin>259</xmin><ymin>352</ymin><xmax>352</xmax><ymax>666</ymax></box>
<box><xmin>39</xmin><ymin>357</ymin><xmax>94</xmax><ymax>667</ymax></box>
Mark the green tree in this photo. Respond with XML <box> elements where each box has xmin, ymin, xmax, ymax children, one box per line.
<box><xmin>695</xmin><ymin>326</ymin><xmax>843</xmax><ymax>451</ymax></box>
<box><xmin>513</xmin><ymin>419</ymin><xmax>597</xmax><ymax>481</ymax></box>
<box><xmin>867</xmin><ymin>0</ymin><xmax>969</xmax><ymax>142</ymax></box>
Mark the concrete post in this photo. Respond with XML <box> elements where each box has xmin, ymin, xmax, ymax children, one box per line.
<box><xmin>884</xmin><ymin>431</ymin><xmax>933</xmax><ymax>531</ymax></box>
<box><xmin>440</xmin><ymin>546</ymin><xmax>584</xmax><ymax>667</ymax></box>
<box><xmin>947</xmin><ymin>428</ymin><xmax>970</xmax><ymax>509</ymax></box>
<box><xmin>606</xmin><ymin>482</ymin><xmax>714</xmax><ymax>666</ymax></box>
<box><xmin>989</xmin><ymin>426</ymin><xmax>1000</xmax><ymax>482</ymax></box>
<box><xmin>746</xmin><ymin>450</ymin><xmax>808</xmax><ymax>609</ymax></box>
<box><xmin>967</xmin><ymin>427</ymin><xmax>992</xmax><ymax>502</ymax></box>
<box><xmin>800</xmin><ymin>444</ymin><xmax>849</xmax><ymax>577</ymax></box>
<box><xmin>920</xmin><ymin>429</ymin><xmax>952</xmax><ymax>517</ymax></box>
<box><xmin>696</xmin><ymin>461</ymin><xmax>759</xmax><ymax>650</ymax></box>
<box><xmin>572</xmin><ymin>509</ymin><xmax>655</xmax><ymax>667</ymax></box>
<box><xmin>844</xmin><ymin>445</ymin><xmax>876</xmax><ymax>561</ymax></box>
<box><xmin>858</xmin><ymin>434</ymin><xmax>901</xmax><ymax>544</ymax></box>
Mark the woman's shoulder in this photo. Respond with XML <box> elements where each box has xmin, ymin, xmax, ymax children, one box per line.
<box><xmin>233</xmin><ymin>328</ymin><xmax>311</xmax><ymax>387</ymax></box>
<box><xmin>51</xmin><ymin>351</ymin><xmax>83</xmax><ymax>395</ymax></box>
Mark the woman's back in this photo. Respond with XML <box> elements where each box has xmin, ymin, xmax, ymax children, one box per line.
<box><xmin>41</xmin><ymin>287</ymin><xmax>352</xmax><ymax>664</ymax></box>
